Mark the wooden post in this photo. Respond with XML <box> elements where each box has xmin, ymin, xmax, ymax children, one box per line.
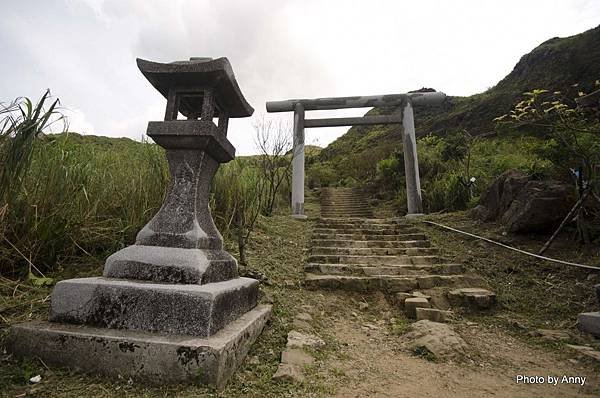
<box><xmin>291</xmin><ymin>103</ymin><xmax>306</xmax><ymax>218</ymax></box>
<box><xmin>402</xmin><ymin>101</ymin><xmax>424</xmax><ymax>215</ymax></box>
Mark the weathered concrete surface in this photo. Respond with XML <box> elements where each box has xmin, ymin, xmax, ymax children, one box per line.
<box><xmin>578</xmin><ymin>312</ymin><xmax>600</xmax><ymax>337</ymax></box>
<box><xmin>103</xmin><ymin>245</ymin><xmax>237</xmax><ymax>284</ymax></box>
<box><xmin>137</xmin><ymin>58</ymin><xmax>254</xmax><ymax>118</ymax></box>
<box><xmin>135</xmin><ymin>145</ymin><xmax>224</xmax><ymax>251</ymax></box>
<box><xmin>50</xmin><ymin>277</ymin><xmax>259</xmax><ymax>337</ymax></box>
<box><xmin>8</xmin><ymin>305</ymin><xmax>271</xmax><ymax>388</ymax></box>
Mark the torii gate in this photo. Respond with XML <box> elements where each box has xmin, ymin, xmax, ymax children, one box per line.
<box><xmin>266</xmin><ymin>91</ymin><xmax>446</xmax><ymax>218</ymax></box>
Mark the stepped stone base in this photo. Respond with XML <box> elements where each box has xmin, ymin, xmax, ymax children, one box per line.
<box><xmin>8</xmin><ymin>305</ymin><xmax>271</xmax><ymax>387</ymax></box>
<box><xmin>104</xmin><ymin>245</ymin><xmax>238</xmax><ymax>284</ymax></box>
<box><xmin>50</xmin><ymin>277</ymin><xmax>259</xmax><ymax>337</ymax></box>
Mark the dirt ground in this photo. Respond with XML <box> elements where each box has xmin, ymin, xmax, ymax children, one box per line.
<box><xmin>2</xmin><ymin>204</ymin><xmax>599</xmax><ymax>397</ymax></box>
<box><xmin>309</xmin><ymin>291</ymin><xmax>599</xmax><ymax>398</ymax></box>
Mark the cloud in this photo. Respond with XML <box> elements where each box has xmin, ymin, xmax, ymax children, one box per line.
<box><xmin>0</xmin><ymin>0</ymin><xmax>598</xmax><ymax>154</ymax></box>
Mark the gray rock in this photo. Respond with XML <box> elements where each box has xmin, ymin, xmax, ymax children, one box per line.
<box><xmin>286</xmin><ymin>331</ymin><xmax>325</xmax><ymax>349</ymax></box>
<box><xmin>272</xmin><ymin>363</ymin><xmax>304</xmax><ymax>383</ymax></box>
<box><xmin>472</xmin><ymin>170</ymin><xmax>576</xmax><ymax>233</ymax></box>
<box><xmin>403</xmin><ymin>320</ymin><xmax>468</xmax><ymax>360</ymax></box>
<box><xmin>578</xmin><ymin>312</ymin><xmax>600</xmax><ymax>337</ymax></box>
<box><xmin>447</xmin><ymin>288</ymin><xmax>496</xmax><ymax>310</ymax></box>
<box><xmin>281</xmin><ymin>348</ymin><xmax>314</xmax><ymax>365</ymax></box>
<box><xmin>415</xmin><ymin>308</ymin><xmax>453</xmax><ymax>323</ymax></box>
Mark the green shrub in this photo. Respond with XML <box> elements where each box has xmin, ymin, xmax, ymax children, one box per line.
<box><xmin>307</xmin><ymin>163</ymin><xmax>338</xmax><ymax>188</ymax></box>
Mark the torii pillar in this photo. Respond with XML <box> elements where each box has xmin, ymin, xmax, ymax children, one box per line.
<box><xmin>266</xmin><ymin>91</ymin><xmax>446</xmax><ymax>218</ymax></box>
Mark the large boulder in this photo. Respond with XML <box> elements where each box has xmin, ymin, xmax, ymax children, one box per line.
<box><xmin>472</xmin><ymin>170</ymin><xmax>576</xmax><ymax>233</ymax></box>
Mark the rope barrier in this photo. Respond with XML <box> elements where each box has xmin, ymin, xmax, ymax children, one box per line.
<box><xmin>422</xmin><ymin>220</ymin><xmax>600</xmax><ymax>271</ymax></box>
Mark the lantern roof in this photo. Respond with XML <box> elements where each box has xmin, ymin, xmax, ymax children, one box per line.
<box><xmin>137</xmin><ymin>57</ymin><xmax>254</xmax><ymax>118</ymax></box>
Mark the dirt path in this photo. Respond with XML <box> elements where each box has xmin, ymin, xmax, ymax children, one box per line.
<box><xmin>308</xmin><ymin>291</ymin><xmax>599</xmax><ymax>398</ymax></box>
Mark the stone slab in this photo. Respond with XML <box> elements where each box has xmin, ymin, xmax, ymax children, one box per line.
<box><xmin>415</xmin><ymin>308</ymin><xmax>453</xmax><ymax>323</ymax></box>
<box><xmin>447</xmin><ymin>288</ymin><xmax>496</xmax><ymax>310</ymax></box>
<box><xmin>405</xmin><ymin>297</ymin><xmax>430</xmax><ymax>319</ymax></box>
<box><xmin>50</xmin><ymin>277</ymin><xmax>258</xmax><ymax>337</ymax></box>
<box><xmin>578</xmin><ymin>312</ymin><xmax>600</xmax><ymax>337</ymax></box>
<box><xmin>7</xmin><ymin>305</ymin><xmax>271</xmax><ymax>388</ymax></box>
<box><xmin>103</xmin><ymin>245</ymin><xmax>237</xmax><ymax>284</ymax></box>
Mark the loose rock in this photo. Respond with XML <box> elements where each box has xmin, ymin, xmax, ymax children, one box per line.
<box><xmin>272</xmin><ymin>363</ymin><xmax>304</xmax><ymax>383</ymax></box>
<box><xmin>281</xmin><ymin>348</ymin><xmax>314</xmax><ymax>366</ymax></box>
<box><xmin>286</xmin><ymin>331</ymin><xmax>325</xmax><ymax>349</ymax></box>
<box><xmin>415</xmin><ymin>308</ymin><xmax>453</xmax><ymax>323</ymax></box>
<box><xmin>403</xmin><ymin>320</ymin><xmax>469</xmax><ymax>360</ymax></box>
<box><xmin>447</xmin><ymin>288</ymin><xmax>496</xmax><ymax>310</ymax></box>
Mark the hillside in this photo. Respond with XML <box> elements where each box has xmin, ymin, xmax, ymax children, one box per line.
<box><xmin>319</xmin><ymin>25</ymin><xmax>600</xmax><ymax>171</ymax></box>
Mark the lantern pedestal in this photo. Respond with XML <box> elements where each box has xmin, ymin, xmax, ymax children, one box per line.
<box><xmin>7</xmin><ymin>57</ymin><xmax>268</xmax><ymax>387</ymax></box>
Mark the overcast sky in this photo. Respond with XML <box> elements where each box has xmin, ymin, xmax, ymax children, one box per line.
<box><xmin>1</xmin><ymin>1</ymin><xmax>599</xmax><ymax>154</ymax></box>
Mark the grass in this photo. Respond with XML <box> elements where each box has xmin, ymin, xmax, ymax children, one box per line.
<box><xmin>416</xmin><ymin>211</ymin><xmax>600</xmax><ymax>351</ymax></box>
<box><xmin>0</xmin><ymin>210</ymin><xmax>343</xmax><ymax>397</ymax></box>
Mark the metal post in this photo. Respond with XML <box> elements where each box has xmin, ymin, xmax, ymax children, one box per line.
<box><xmin>291</xmin><ymin>102</ymin><xmax>306</xmax><ymax>218</ymax></box>
<box><xmin>402</xmin><ymin>101</ymin><xmax>424</xmax><ymax>216</ymax></box>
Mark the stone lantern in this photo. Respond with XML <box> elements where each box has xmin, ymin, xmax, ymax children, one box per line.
<box><xmin>8</xmin><ymin>57</ymin><xmax>271</xmax><ymax>387</ymax></box>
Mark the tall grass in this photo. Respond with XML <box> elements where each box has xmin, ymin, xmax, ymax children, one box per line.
<box><xmin>0</xmin><ymin>133</ymin><xmax>169</xmax><ymax>276</ymax></box>
<box><xmin>0</xmin><ymin>99</ymin><xmax>292</xmax><ymax>276</ymax></box>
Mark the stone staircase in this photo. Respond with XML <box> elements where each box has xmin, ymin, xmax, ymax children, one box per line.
<box><xmin>320</xmin><ymin>187</ymin><xmax>373</xmax><ymax>218</ymax></box>
<box><xmin>305</xmin><ymin>188</ymin><xmax>496</xmax><ymax>319</ymax></box>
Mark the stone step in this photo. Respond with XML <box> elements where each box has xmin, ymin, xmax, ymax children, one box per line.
<box><xmin>310</xmin><ymin>239</ymin><xmax>431</xmax><ymax>248</ymax></box>
<box><xmin>310</xmin><ymin>246</ymin><xmax>439</xmax><ymax>256</ymax></box>
<box><xmin>314</xmin><ymin>223</ymin><xmax>412</xmax><ymax>230</ymax></box>
<box><xmin>305</xmin><ymin>273</ymin><xmax>485</xmax><ymax>293</ymax></box>
<box><xmin>321</xmin><ymin>199</ymin><xmax>366</xmax><ymax>202</ymax></box>
<box><xmin>321</xmin><ymin>192</ymin><xmax>365</xmax><ymax>200</ymax></box>
<box><xmin>320</xmin><ymin>214</ymin><xmax>374</xmax><ymax>219</ymax></box>
<box><xmin>308</xmin><ymin>254</ymin><xmax>443</xmax><ymax>266</ymax></box>
<box><xmin>313</xmin><ymin>227</ymin><xmax>420</xmax><ymax>235</ymax></box>
<box><xmin>320</xmin><ymin>210</ymin><xmax>372</xmax><ymax>215</ymax></box>
<box><xmin>320</xmin><ymin>204</ymin><xmax>370</xmax><ymax>209</ymax></box>
<box><xmin>305</xmin><ymin>263</ymin><xmax>464</xmax><ymax>276</ymax></box>
<box><xmin>304</xmin><ymin>273</ymin><xmax>418</xmax><ymax>293</ymax></box>
<box><xmin>321</xmin><ymin>208</ymin><xmax>370</xmax><ymax>211</ymax></box>
<box><xmin>317</xmin><ymin>218</ymin><xmax>408</xmax><ymax>225</ymax></box>
<box><xmin>312</xmin><ymin>233</ymin><xmax>427</xmax><ymax>241</ymax></box>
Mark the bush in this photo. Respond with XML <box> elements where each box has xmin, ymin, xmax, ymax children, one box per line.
<box><xmin>307</xmin><ymin>163</ymin><xmax>338</xmax><ymax>188</ymax></box>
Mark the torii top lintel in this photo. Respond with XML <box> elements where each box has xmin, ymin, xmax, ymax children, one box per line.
<box><xmin>266</xmin><ymin>91</ymin><xmax>446</xmax><ymax>113</ymax></box>
<box><xmin>137</xmin><ymin>57</ymin><xmax>254</xmax><ymax>119</ymax></box>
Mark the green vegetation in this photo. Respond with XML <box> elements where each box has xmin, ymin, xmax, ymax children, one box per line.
<box><xmin>0</xmin><ymin>94</ymin><xmax>293</xmax><ymax>278</ymax></box>
<box><xmin>309</xmin><ymin>25</ymin><xmax>600</xmax><ymax>216</ymax></box>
